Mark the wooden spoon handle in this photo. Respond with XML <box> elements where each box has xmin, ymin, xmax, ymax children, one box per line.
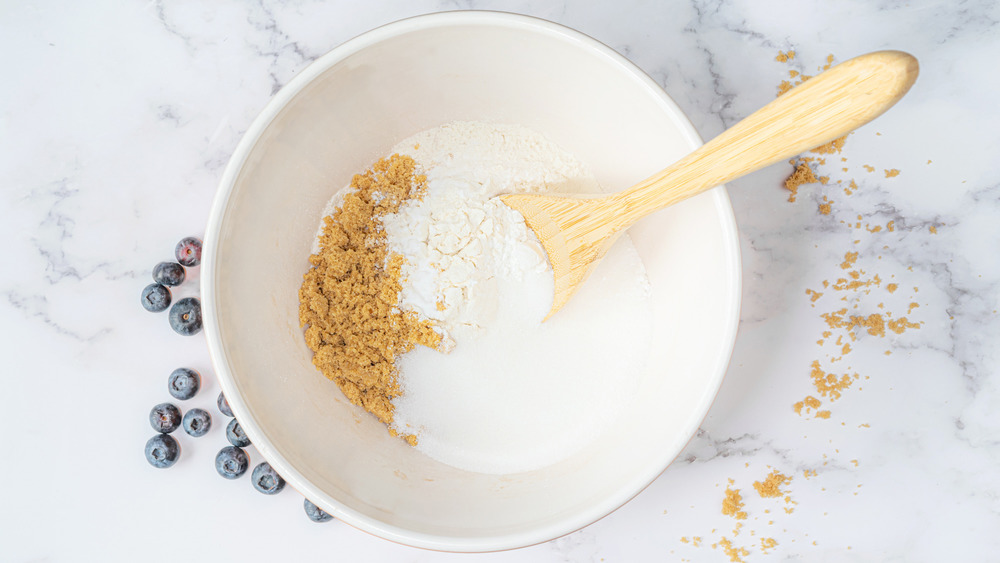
<box><xmin>611</xmin><ymin>50</ymin><xmax>918</xmax><ymax>225</ymax></box>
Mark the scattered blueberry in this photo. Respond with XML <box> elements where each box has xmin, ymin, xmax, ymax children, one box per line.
<box><xmin>145</xmin><ymin>434</ymin><xmax>180</xmax><ymax>468</ymax></box>
<box><xmin>167</xmin><ymin>367</ymin><xmax>201</xmax><ymax>400</ymax></box>
<box><xmin>140</xmin><ymin>283</ymin><xmax>172</xmax><ymax>313</ymax></box>
<box><xmin>175</xmin><ymin>237</ymin><xmax>203</xmax><ymax>267</ymax></box>
<box><xmin>217</xmin><ymin>392</ymin><xmax>233</xmax><ymax>417</ymax></box>
<box><xmin>226</xmin><ymin>418</ymin><xmax>251</xmax><ymax>447</ymax></box>
<box><xmin>182</xmin><ymin>408</ymin><xmax>212</xmax><ymax>437</ymax></box>
<box><xmin>152</xmin><ymin>261</ymin><xmax>186</xmax><ymax>286</ymax></box>
<box><xmin>168</xmin><ymin>297</ymin><xmax>202</xmax><ymax>336</ymax></box>
<box><xmin>251</xmin><ymin>462</ymin><xmax>285</xmax><ymax>495</ymax></box>
<box><xmin>149</xmin><ymin>403</ymin><xmax>182</xmax><ymax>434</ymax></box>
<box><xmin>304</xmin><ymin>499</ymin><xmax>334</xmax><ymax>523</ymax></box>
<box><xmin>215</xmin><ymin>446</ymin><xmax>249</xmax><ymax>479</ymax></box>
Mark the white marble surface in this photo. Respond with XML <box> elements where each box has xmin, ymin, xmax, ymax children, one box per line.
<box><xmin>3</xmin><ymin>1</ymin><xmax>999</xmax><ymax>561</ymax></box>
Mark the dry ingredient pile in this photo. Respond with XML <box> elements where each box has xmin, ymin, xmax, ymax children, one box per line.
<box><xmin>300</xmin><ymin>122</ymin><xmax>653</xmax><ymax>474</ymax></box>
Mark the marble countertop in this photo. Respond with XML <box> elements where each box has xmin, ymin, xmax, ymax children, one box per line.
<box><xmin>3</xmin><ymin>1</ymin><xmax>998</xmax><ymax>561</ymax></box>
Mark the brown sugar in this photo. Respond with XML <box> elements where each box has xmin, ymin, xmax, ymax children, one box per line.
<box><xmin>811</xmin><ymin>135</ymin><xmax>847</xmax><ymax>155</ymax></box>
<box><xmin>784</xmin><ymin>162</ymin><xmax>819</xmax><ymax>202</ymax></box>
<box><xmin>840</xmin><ymin>251</ymin><xmax>859</xmax><ymax>270</ymax></box>
<box><xmin>809</xmin><ymin>361</ymin><xmax>855</xmax><ymax>400</ymax></box>
<box><xmin>722</xmin><ymin>484</ymin><xmax>748</xmax><ymax>520</ymax></box>
<box><xmin>754</xmin><ymin>470</ymin><xmax>792</xmax><ymax>498</ymax></box>
<box><xmin>775</xmin><ymin>50</ymin><xmax>796</xmax><ymax>62</ymax></box>
<box><xmin>794</xmin><ymin>395</ymin><xmax>822</xmax><ymax>415</ymax></box>
<box><xmin>298</xmin><ymin>154</ymin><xmax>440</xmax><ymax>444</ymax></box>
<box><xmin>716</xmin><ymin>537</ymin><xmax>749</xmax><ymax>563</ymax></box>
<box><xmin>884</xmin><ymin>168</ymin><xmax>900</xmax><ymax>178</ymax></box>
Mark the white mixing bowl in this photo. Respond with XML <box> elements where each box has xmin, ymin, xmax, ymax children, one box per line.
<box><xmin>203</xmin><ymin>11</ymin><xmax>740</xmax><ymax>552</ymax></box>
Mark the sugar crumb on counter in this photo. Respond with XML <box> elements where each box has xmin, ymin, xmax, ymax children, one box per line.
<box><xmin>784</xmin><ymin>162</ymin><xmax>818</xmax><ymax>202</ymax></box>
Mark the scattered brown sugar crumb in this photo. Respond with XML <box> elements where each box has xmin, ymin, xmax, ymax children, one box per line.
<box><xmin>776</xmin><ymin>50</ymin><xmax>796</xmax><ymax>62</ymax></box>
<box><xmin>722</xmin><ymin>484</ymin><xmax>748</xmax><ymax>520</ymax></box>
<box><xmin>784</xmin><ymin>161</ymin><xmax>819</xmax><ymax>202</ymax></box>
<box><xmin>761</xmin><ymin>537</ymin><xmax>778</xmax><ymax>552</ymax></box>
<box><xmin>819</xmin><ymin>201</ymin><xmax>832</xmax><ymax>215</ymax></box>
<box><xmin>888</xmin><ymin>317</ymin><xmax>921</xmax><ymax>334</ymax></box>
<box><xmin>789</xmin><ymin>69</ymin><xmax>800</xmax><ymax>78</ymax></box>
<box><xmin>298</xmin><ymin>154</ymin><xmax>440</xmax><ymax>443</ymax></box>
<box><xmin>840</xmin><ymin>251</ymin><xmax>859</xmax><ymax>270</ymax></box>
<box><xmin>886</xmin><ymin>220</ymin><xmax>895</xmax><ymax>232</ymax></box>
<box><xmin>794</xmin><ymin>395</ymin><xmax>822</xmax><ymax>415</ymax></box>
<box><xmin>715</xmin><ymin>537</ymin><xmax>749</xmax><ymax>563</ymax></box>
<box><xmin>777</xmin><ymin>80</ymin><xmax>794</xmax><ymax>96</ymax></box>
<box><xmin>886</xmin><ymin>283</ymin><xmax>899</xmax><ymax>293</ymax></box>
<box><xmin>754</xmin><ymin>470</ymin><xmax>792</xmax><ymax>498</ymax></box>
<box><xmin>815</xmin><ymin>410</ymin><xmax>831</xmax><ymax>419</ymax></box>
<box><xmin>884</xmin><ymin>168</ymin><xmax>900</xmax><ymax>178</ymax></box>
<box><xmin>850</xmin><ymin>313</ymin><xmax>886</xmax><ymax>337</ymax></box>
<box><xmin>811</xmin><ymin>135</ymin><xmax>847</xmax><ymax>155</ymax></box>
<box><xmin>809</xmin><ymin>360</ymin><xmax>854</xmax><ymax>399</ymax></box>
<box><xmin>806</xmin><ymin>289</ymin><xmax>824</xmax><ymax>302</ymax></box>
<box><xmin>863</xmin><ymin>164</ymin><xmax>875</xmax><ymax>173</ymax></box>
<box><xmin>929</xmin><ymin>225</ymin><xmax>938</xmax><ymax>234</ymax></box>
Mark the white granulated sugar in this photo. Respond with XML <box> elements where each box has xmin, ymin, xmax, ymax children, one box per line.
<box><xmin>382</xmin><ymin>122</ymin><xmax>653</xmax><ymax>474</ymax></box>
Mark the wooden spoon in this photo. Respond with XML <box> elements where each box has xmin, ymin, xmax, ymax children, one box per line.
<box><xmin>501</xmin><ymin>50</ymin><xmax>918</xmax><ymax>318</ymax></box>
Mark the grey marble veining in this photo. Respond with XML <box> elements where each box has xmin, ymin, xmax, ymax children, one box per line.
<box><xmin>3</xmin><ymin>1</ymin><xmax>999</xmax><ymax>561</ymax></box>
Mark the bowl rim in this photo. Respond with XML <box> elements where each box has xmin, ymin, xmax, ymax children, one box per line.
<box><xmin>202</xmin><ymin>9</ymin><xmax>741</xmax><ymax>553</ymax></box>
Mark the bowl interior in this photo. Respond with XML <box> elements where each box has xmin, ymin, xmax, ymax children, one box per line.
<box><xmin>205</xmin><ymin>12</ymin><xmax>739</xmax><ymax>552</ymax></box>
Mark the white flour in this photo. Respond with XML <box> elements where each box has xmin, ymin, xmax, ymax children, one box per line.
<box><xmin>379</xmin><ymin>122</ymin><xmax>654</xmax><ymax>474</ymax></box>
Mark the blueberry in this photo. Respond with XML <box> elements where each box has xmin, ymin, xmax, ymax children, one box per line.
<box><xmin>304</xmin><ymin>499</ymin><xmax>334</xmax><ymax>523</ymax></box>
<box><xmin>226</xmin><ymin>418</ymin><xmax>251</xmax><ymax>447</ymax></box>
<box><xmin>140</xmin><ymin>283</ymin><xmax>171</xmax><ymax>313</ymax></box>
<box><xmin>182</xmin><ymin>408</ymin><xmax>212</xmax><ymax>437</ymax></box>
<box><xmin>152</xmin><ymin>261</ymin><xmax>185</xmax><ymax>286</ymax></box>
<box><xmin>251</xmin><ymin>462</ymin><xmax>285</xmax><ymax>495</ymax></box>
<box><xmin>145</xmin><ymin>434</ymin><xmax>180</xmax><ymax>468</ymax></box>
<box><xmin>217</xmin><ymin>392</ymin><xmax>233</xmax><ymax>417</ymax></box>
<box><xmin>167</xmin><ymin>367</ymin><xmax>201</xmax><ymax>400</ymax></box>
<box><xmin>149</xmin><ymin>403</ymin><xmax>182</xmax><ymax>433</ymax></box>
<box><xmin>175</xmin><ymin>237</ymin><xmax>203</xmax><ymax>267</ymax></box>
<box><xmin>215</xmin><ymin>446</ymin><xmax>249</xmax><ymax>479</ymax></box>
<box><xmin>168</xmin><ymin>297</ymin><xmax>202</xmax><ymax>336</ymax></box>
